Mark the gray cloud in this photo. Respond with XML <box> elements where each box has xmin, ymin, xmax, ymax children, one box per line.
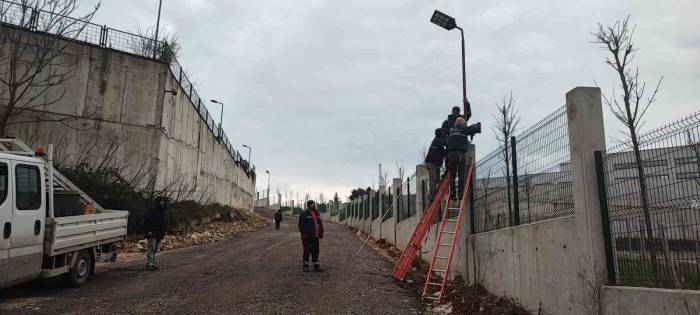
<box><xmin>83</xmin><ymin>0</ymin><xmax>699</xmax><ymax>201</ymax></box>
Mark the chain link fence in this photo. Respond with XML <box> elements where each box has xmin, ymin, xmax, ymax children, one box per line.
<box><xmin>598</xmin><ymin>111</ymin><xmax>700</xmax><ymax>289</ymax></box>
<box><xmin>473</xmin><ymin>106</ymin><xmax>573</xmax><ymax>233</ymax></box>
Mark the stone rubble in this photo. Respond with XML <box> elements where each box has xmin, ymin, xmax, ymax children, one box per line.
<box><xmin>120</xmin><ymin>211</ymin><xmax>270</xmax><ymax>253</ymax></box>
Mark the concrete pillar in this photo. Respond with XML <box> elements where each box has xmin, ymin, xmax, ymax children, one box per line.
<box><xmin>452</xmin><ymin>143</ymin><xmax>475</xmax><ymax>279</ymax></box>
<box><xmin>415</xmin><ymin>164</ymin><xmax>428</xmax><ymax>218</ymax></box>
<box><xmin>566</xmin><ymin>87</ymin><xmax>608</xmax><ymax>289</ymax></box>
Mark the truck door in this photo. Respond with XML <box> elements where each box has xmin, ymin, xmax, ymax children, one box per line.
<box><xmin>5</xmin><ymin>161</ymin><xmax>44</xmax><ymax>285</ymax></box>
<box><xmin>0</xmin><ymin>161</ymin><xmax>10</xmax><ymax>287</ymax></box>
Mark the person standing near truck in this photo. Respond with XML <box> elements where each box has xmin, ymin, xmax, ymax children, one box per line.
<box><xmin>298</xmin><ymin>200</ymin><xmax>324</xmax><ymax>272</ymax></box>
<box><xmin>144</xmin><ymin>196</ymin><xmax>168</xmax><ymax>271</ymax></box>
<box><xmin>274</xmin><ymin>209</ymin><xmax>283</xmax><ymax>229</ymax></box>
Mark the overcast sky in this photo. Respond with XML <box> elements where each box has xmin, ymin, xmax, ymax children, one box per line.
<box><xmin>81</xmin><ymin>0</ymin><xmax>699</xmax><ymax>203</ymax></box>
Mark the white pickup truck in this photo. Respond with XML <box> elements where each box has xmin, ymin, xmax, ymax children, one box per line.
<box><xmin>0</xmin><ymin>139</ymin><xmax>128</xmax><ymax>289</ymax></box>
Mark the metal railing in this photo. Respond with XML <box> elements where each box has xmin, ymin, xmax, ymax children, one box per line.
<box><xmin>383</xmin><ymin>186</ymin><xmax>393</xmax><ymax>222</ymax></box>
<box><xmin>598</xmin><ymin>111</ymin><xmax>700</xmax><ymax>290</ymax></box>
<box><xmin>0</xmin><ymin>0</ymin><xmax>255</xmax><ymax>178</ymax></box>
<box><xmin>473</xmin><ymin>106</ymin><xmax>573</xmax><ymax>233</ymax></box>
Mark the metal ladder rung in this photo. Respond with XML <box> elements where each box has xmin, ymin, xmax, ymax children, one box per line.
<box><xmin>439</xmin><ymin>243</ymin><xmax>451</xmax><ymax>246</ymax></box>
<box><xmin>432</xmin><ymin>269</ymin><xmax>446</xmax><ymax>273</ymax></box>
<box><xmin>424</xmin><ymin>296</ymin><xmax>439</xmax><ymax>300</ymax></box>
<box><xmin>445</xmin><ymin>219</ymin><xmax>458</xmax><ymax>222</ymax></box>
<box><xmin>436</xmin><ymin>256</ymin><xmax>448</xmax><ymax>259</ymax></box>
<box><xmin>428</xmin><ymin>282</ymin><xmax>442</xmax><ymax>286</ymax></box>
<box><xmin>447</xmin><ymin>207</ymin><xmax>460</xmax><ymax>210</ymax></box>
<box><xmin>441</xmin><ymin>231</ymin><xmax>455</xmax><ymax>234</ymax></box>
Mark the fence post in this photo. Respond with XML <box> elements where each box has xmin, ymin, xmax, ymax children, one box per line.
<box><xmin>406</xmin><ymin>176</ymin><xmax>411</xmax><ymax>217</ymax></box>
<box><xmin>511</xmin><ymin>136</ymin><xmax>520</xmax><ymax>226</ymax></box>
<box><xmin>393</xmin><ymin>178</ymin><xmax>401</xmax><ymax>246</ymax></box>
<box><xmin>594</xmin><ymin>150</ymin><xmax>616</xmax><ymax>285</ymax></box>
<box><xmin>100</xmin><ymin>26</ymin><xmax>108</xmax><ymax>47</ymax></box>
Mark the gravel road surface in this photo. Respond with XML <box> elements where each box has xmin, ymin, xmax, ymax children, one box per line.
<box><xmin>0</xmin><ymin>210</ymin><xmax>423</xmax><ymax>314</ymax></box>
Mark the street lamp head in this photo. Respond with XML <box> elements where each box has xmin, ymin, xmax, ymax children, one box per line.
<box><xmin>266</xmin><ymin>170</ymin><xmax>270</xmax><ymax>174</ymax></box>
<box><xmin>430</xmin><ymin>10</ymin><xmax>457</xmax><ymax>30</ymax></box>
<box><xmin>210</xmin><ymin>99</ymin><xmax>222</xmax><ymax>104</ymax></box>
<box><xmin>242</xmin><ymin>144</ymin><xmax>250</xmax><ymax>148</ymax></box>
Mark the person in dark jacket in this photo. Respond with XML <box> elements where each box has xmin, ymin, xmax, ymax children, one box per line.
<box><xmin>441</xmin><ymin>106</ymin><xmax>462</xmax><ymax>130</ymax></box>
<box><xmin>425</xmin><ymin>128</ymin><xmax>448</xmax><ymax>201</ymax></box>
<box><xmin>446</xmin><ymin>117</ymin><xmax>481</xmax><ymax>200</ymax></box>
<box><xmin>144</xmin><ymin>196</ymin><xmax>168</xmax><ymax>271</ymax></box>
<box><xmin>298</xmin><ymin>200</ymin><xmax>324</xmax><ymax>272</ymax></box>
<box><xmin>274</xmin><ymin>210</ymin><xmax>283</xmax><ymax>230</ymax></box>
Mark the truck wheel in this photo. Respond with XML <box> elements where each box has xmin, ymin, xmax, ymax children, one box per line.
<box><xmin>66</xmin><ymin>250</ymin><xmax>92</xmax><ymax>287</ymax></box>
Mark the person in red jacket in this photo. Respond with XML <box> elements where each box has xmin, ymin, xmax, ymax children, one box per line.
<box><xmin>298</xmin><ymin>200</ymin><xmax>324</xmax><ymax>272</ymax></box>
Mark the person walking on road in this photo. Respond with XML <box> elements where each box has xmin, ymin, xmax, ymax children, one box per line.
<box><xmin>274</xmin><ymin>209</ymin><xmax>283</xmax><ymax>230</ymax></box>
<box><xmin>144</xmin><ymin>196</ymin><xmax>168</xmax><ymax>271</ymax></box>
<box><xmin>298</xmin><ymin>200</ymin><xmax>324</xmax><ymax>272</ymax></box>
<box><xmin>425</xmin><ymin>128</ymin><xmax>448</xmax><ymax>202</ymax></box>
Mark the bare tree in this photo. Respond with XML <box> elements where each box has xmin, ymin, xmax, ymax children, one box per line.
<box><xmin>130</xmin><ymin>23</ymin><xmax>180</xmax><ymax>64</ymax></box>
<box><xmin>592</xmin><ymin>15</ymin><xmax>663</xmax><ymax>282</ymax></box>
<box><xmin>419</xmin><ymin>144</ymin><xmax>428</xmax><ymax>163</ymax></box>
<box><xmin>492</xmin><ymin>92</ymin><xmax>519</xmax><ymax>226</ymax></box>
<box><xmin>0</xmin><ymin>0</ymin><xmax>100</xmax><ymax>136</ymax></box>
<box><xmin>394</xmin><ymin>158</ymin><xmax>405</xmax><ymax>181</ymax></box>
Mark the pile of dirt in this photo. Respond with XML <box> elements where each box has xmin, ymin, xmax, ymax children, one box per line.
<box><xmin>352</xmin><ymin>228</ymin><xmax>530</xmax><ymax>314</ymax></box>
<box><xmin>120</xmin><ymin>210</ymin><xmax>269</xmax><ymax>253</ymax></box>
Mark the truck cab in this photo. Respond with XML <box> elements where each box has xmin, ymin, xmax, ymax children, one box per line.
<box><xmin>0</xmin><ymin>139</ymin><xmax>128</xmax><ymax>289</ymax></box>
<box><xmin>0</xmin><ymin>153</ymin><xmax>46</xmax><ymax>288</ymax></box>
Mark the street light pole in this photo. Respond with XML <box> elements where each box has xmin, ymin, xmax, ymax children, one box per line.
<box><xmin>456</xmin><ymin>26</ymin><xmax>468</xmax><ymax>118</ymax></box>
<box><xmin>265</xmin><ymin>170</ymin><xmax>271</xmax><ymax>207</ymax></box>
<box><xmin>154</xmin><ymin>0</ymin><xmax>163</xmax><ymax>59</ymax></box>
<box><xmin>430</xmin><ymin>10</ymin><xmax>471</xmax><ymax>120</ymax></box>
<box><xmin>210</xmin><ymin>99</ymin><xmax>224</xmax><ymax>139</ymax></box>
<box><xmin>242</xmin><ymin>144</ymin><xmax>252</xmax><ymax>166</ymax></box>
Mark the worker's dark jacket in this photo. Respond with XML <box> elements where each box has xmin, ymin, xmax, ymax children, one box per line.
<box><xmin>298</xmin><ymin>209</ymin><xmax>324</xmax><ymax>239</ymax></box>
<box><xmin>425</xmin><ymin>135</ymin><xmax>447</xmax><ymax>167</ymax></box>
<box><xmin>144</xmin><ymin>207</ymin><xmax>167</xmax><ymax>240</ymax></box>
<box><xmin>446</xmin><ymin>123</ymin><xmax>472</xmax><ymax>152</ymax></box>
<box><xmin>441</xmin><ymin>114</ymin><xmax>461</xmax><ymax>130</ymax></box>
<box><xmin>274</xmin><ymin>212</ymin><xmax>283</xmax><ymax>222</ymax></box>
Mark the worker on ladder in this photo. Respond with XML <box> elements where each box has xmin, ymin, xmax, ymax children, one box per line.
<box><xmin>446</xmin><ymin>117</ymin><xmax>481</xmax><ymax>201</ymax></box>
<box><xmin>424</xmin><ymin>128</ymin><xmax>448</xmax><ymax>202</ymax></box>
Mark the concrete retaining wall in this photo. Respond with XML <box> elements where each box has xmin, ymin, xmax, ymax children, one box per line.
<box><xmin>466</xmin><ymin>216</ymin><xmax>579</xmax><ymax>314</ymax></box>
<box><xmin>3</xmin><ymin>25</ymin><xmax>254</xmax><ymax>210</ymax></box>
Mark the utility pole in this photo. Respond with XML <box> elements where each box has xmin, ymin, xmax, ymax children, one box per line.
<box><xmin>153</xmin><ymin>0</ymin><xmax>163</xmax><ymax>59</ymax></box>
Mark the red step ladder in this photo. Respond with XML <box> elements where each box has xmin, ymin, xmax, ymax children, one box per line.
<box><xmin>391</xmin><ymin>172</ymin><xmax>451</xmax><ymax>281</ymax></box>
<box><xmin>422</xmin><ymin>161</ymin><xmax>475</xmax><ymax>303</ymax></box>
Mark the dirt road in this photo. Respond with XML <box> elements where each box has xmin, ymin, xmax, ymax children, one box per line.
<box><xmin>0</xmin><ymin>210</ymin><xmax>423</xmax><ymax>314</ymax></box>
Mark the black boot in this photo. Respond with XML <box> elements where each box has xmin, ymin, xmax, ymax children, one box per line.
<box><xmin>313</xmin><ymin>263</ymin><xmax>324</xmax><ymax>272</ymax></box>
<box><xmin>302</xmin><ymin>263</ymin><xmax>310</xmax><ymax>272</ymax></box>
